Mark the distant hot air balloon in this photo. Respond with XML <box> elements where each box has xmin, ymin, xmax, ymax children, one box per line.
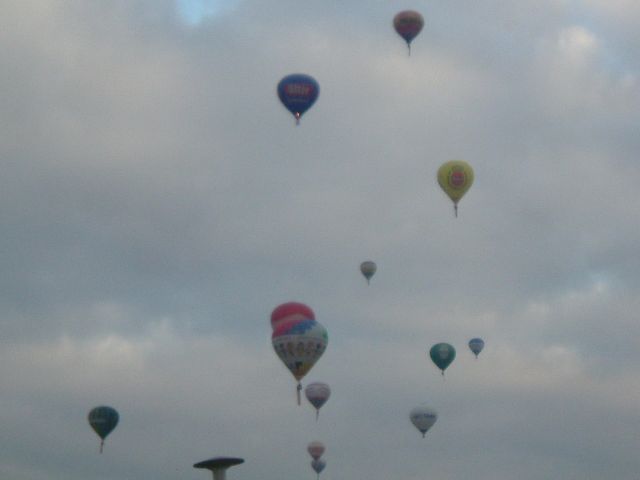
<box><xmin>88</xmin><ymin>406</ymin><xmax>119</xmax><ymax>453</ymax></box>
<box><xmin>311</xmin><ymin>458</ymin><xmax>326</xmax><ymax>480</ymax></box>
<box><xmin>305</xmin><ymin>382</ymin><xmax>331</xmax><ymax>420</ymax></box>
<box><xmin>277</xmin><ymin>74</ymin><xmax>319</xmax><ymax>125</ymax></box>
<box><xmin>429</xmin><ymin>343</ymin><xmax>456</xmax><ymax>376</ymax></box>
<box><xmin>468</xmin><ymin>338</ymin><xmax>485</xmax><ymax>359</ymax></box>
<box><xmin>409</xmin><ymin>405</ymin><xmax>438</xmax><ymax>438</ymax></box>
<box><xmin>307</xmin><ymin>441</ymin><xmax>325</xmax><ymax>461</ymax></box>
<box><xmin>437</xmin><ymin>160</ymin><xmax>474</xmax><ymax>217</ymax></box>
<box><xmin>360</xmin><ymin>261</ymin><xmax>377</xmax><ymax>285</ymax></box>
<box><xmin>271</xmin><ymin>302</ymin><xmax>328</xmax><ymax>404</ymax></box>
<box><xmin>393</xmin><ymin>10</ymin><xmax>424</xmax><ymax>55</ymax></box>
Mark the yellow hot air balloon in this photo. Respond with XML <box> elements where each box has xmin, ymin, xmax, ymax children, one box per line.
<box><xmin>437</xmin><ymin>160</ymin><xmax>474</xmax><ymax>217</ymax></box>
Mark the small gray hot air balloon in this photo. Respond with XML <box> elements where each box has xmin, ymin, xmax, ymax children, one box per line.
<box><xmin>360</xmin><ymin>261</ymin><xmax>377</xmax><ymax>285</ymax></box>
<box><xmin>409</xmin><ymin>405</ymin><xmax>438</xmax><ymax>438</ymax></box>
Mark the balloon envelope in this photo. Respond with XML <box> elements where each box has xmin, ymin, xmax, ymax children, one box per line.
<box><xmin>360</xmin><ymin>261</ymin><xmax>377</xmax><ymax>284</ymax></box>
<box><xmin>468</xmin><ymin>338</ymin><xmax>485</xmax><ymax>358</ymax></box>
<box><xmin>307</xmin><ymin>441</ymin><xmax>325</xmax><ymax>460</ymax></box>
<box><xmin>410</xmin><ymin>405</ymin><xmax>438</xmax><ymax>437</ymax></box>
<box><xmin>305</xmin><ymin>382</ymin><xmax>331</xmax><ymax>412</ymax></box>
<box><xmin>429</xmin><ymin>343</ymin><xmax>456</xmax><ymax>374</ymax></box>
<box><xmin>393</xmin><ymin>11</ymin><xmax>424</xmax><ymax>49</ymax></box>
<box><xmin>311</xmin><ymin>459</ymin><xmax>326</xmax><ymax>474</ymax></box>
<box><xmin>437</xmin><ymin>160</ymin><xmax>474</xmax><ymax>216</ymax></box>
<box><xmin>277</xmin><ymin>74</ymin><xmax>319</xmax><ymax>124</ymax></box>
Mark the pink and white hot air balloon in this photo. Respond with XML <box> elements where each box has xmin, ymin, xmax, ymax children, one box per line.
<box><xmin>307</xmin><ymin>441</ymin><xmax>325</xmax><ymax>461</ymax></box>
<box><xmin>271</xmin><ymin>302</ymin><xmax>328</xmax><ymax>404</ymax></box>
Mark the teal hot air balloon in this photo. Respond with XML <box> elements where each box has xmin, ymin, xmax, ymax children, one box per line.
<box><xmin>429</xmin><ymin>343</ymin><xmax>456</xmax><ymax>376</ymax></box>
<box><xmin>468</xmin><ymin>338</ymin><xmax>485</xmax><ymax>358</ymax></box>
<box><xmin>88</xmin><ymin>406</ymin><xmax>119</xmax><ymax>453</ymax></box>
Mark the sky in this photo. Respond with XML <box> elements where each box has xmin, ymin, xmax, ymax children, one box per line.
<box><xmin>1</xmin><ymin>0</ymin><xmax>640</xmax><ymax>478</ymax></box>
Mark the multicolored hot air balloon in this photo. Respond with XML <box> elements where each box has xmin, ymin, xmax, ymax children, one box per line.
<box><xmin>311</xmin><ymin>458</ymin><xmax>326</xmax><ymax>480</ymax></box>
<box><xmin>468</xmin><ymin>338</ymin><xmax>485</xmax><ymax>358</ymax></box>
<box><xmin>307</xmin><ymin>441</ymin><xmax>325</xmax><ymax>461</ymax></box>
<box><xmin>429</xmin><ymin>343</ymin><xmax>456</xmax><ymax>376</ymax></box>
<box><xmin>393</xmin><ymin>11</ymin><xmax>424</xmax><ymax>55</ymax></box>
<box><xmin>409</xmin><ymin>405</ymin><xmax>438</xmax><ymax>438</ymax></box>
<box><xmin>437</xmin><ymin>160</ymin><xmax>474</xmax><ymax>217</ymax></box>
<box><xmin>271</xmin><ymin>302</ymin><xmax>328</xmax><ymax>404</ymax></box>
<box><xmin>277</xmin><ymin>74</ymin><xmax>319</xmax><ymax>125</ymax></box>
<box><xmin>305</xmin><ymin>382</ymin><xmax>331</xmax><ymax>420</ymax></box>
<box><xmin>360</xmin><ymin>261</ymin><xmax>377</xmax><ymax>285</ymax></box>
<box><xmin>88</xmin><ymin>406</ymin><xmax>119</xmax><ymax>453</ymax></box>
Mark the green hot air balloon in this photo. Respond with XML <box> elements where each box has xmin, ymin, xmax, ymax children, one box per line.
<box><xmin>88</xmin><ymin>406</ymin><xmax>119</xmax><ymax>453</ymax></box>
<box><xmin>429</xmin><ymin>343</ymin><xmax>456</xmax><ymax>376</ymax></box>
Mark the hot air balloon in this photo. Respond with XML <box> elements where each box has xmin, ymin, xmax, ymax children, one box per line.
<box><xmin>271</xmin><ymin>302</ymin><xmax>328</xmax><ymax>404</ymax></box>
<box><xmin>88</xmin><ymin>406</ymin><xmax>119</xmax><ymax>453</ymax></box>
<box><xmin>393</xmin><ymin>11</ymin><xmax>424</xmax><ymax>55</ymax></box>
<box><xmin>468</xmin><ymin>338</ymin><xmax>485</xmax><ymax>358</ymax></box>
<box><xmin>429</xmin><ymin>343</ymin><xmax>456</xmax><ymax>376</ymax></box>
<box><xmin>311</xmin><ymin>459</ymin><xmax>326</xmax><ymax>480</ymax></box>
<box><xmin>360</xmin><ymin>261</ymin><xmax>377</xmax><ymax>285</ymax></box>
<box><xmin>437</xmin><ymin>160</ymin><xmax>474</xmax><ymax>217</ymax></box>
<box><xmin>277</xmin><ymin>74</ymin><xmax>319</xmax><ymax>125</ymax></box>
<box><xmin>307</xmin><ymin>441</ymin><xmax>325</xmax><ymax>461</ymax></box>
<box><xmin>305</xmin><ymin>382</ymin><xmax>331</xmax><ymax>420</ymax></box>
<box><xmin>409</xmin><ymin>405</ymin><xmax>438</xmax><ymax>438</ymax></box>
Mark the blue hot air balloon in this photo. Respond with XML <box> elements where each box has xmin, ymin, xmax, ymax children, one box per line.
<box><xmin>311</xmin><ymin>458</ymin><xmax>326</xmax><ymax>480</ymax></box>
<box><xmin>468</xmin><ymin>338</ymin><xmax>485</xmax><ymax>358</ymax></box>
<box><xmin>277</xmin><ymin>74</ymin><xmax>319</xmax><ymax>125</ymax></box>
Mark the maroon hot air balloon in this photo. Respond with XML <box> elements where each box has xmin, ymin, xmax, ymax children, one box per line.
<box><xmin>393</xmin><ymin>10</ymin><xmax>424</xmax><ymax>55</ymax></box>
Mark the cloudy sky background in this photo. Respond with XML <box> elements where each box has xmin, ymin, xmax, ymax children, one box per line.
<box><xmin>1</xmin><ymin>0</ymin><xmax>640</xmax><ymax>478</ymax></box>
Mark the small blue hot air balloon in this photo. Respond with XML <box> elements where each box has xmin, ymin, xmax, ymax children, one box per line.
<box><xmin>468</xmin><ymin>338</ymin><xmax>485</xmax><ymax>358</ymax></box>
<box><xmin>88</xmin><ymin>406</ymin><xmax>119</xmax><ymax>453</ymax></box>
<box><xmin>311</xmin><ymin>458</ymin><xmax>326</xmax><ymax>480</ymax></box>
<box><xmin>277</xmin><ymin>74</ymin><xmax>319</xmax><ymax>125</ymax></box>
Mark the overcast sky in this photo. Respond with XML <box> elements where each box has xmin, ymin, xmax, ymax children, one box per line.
<box><xmin>1</xmin><ymin>1</ymin><xmax>640</xmax><ymax>479</ymax></box>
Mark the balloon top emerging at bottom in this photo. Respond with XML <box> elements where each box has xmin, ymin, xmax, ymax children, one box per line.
<box><xmin>194</xmin><ymin>458</ymin><xmax>245</xmax><ymax>471</ymax></box>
